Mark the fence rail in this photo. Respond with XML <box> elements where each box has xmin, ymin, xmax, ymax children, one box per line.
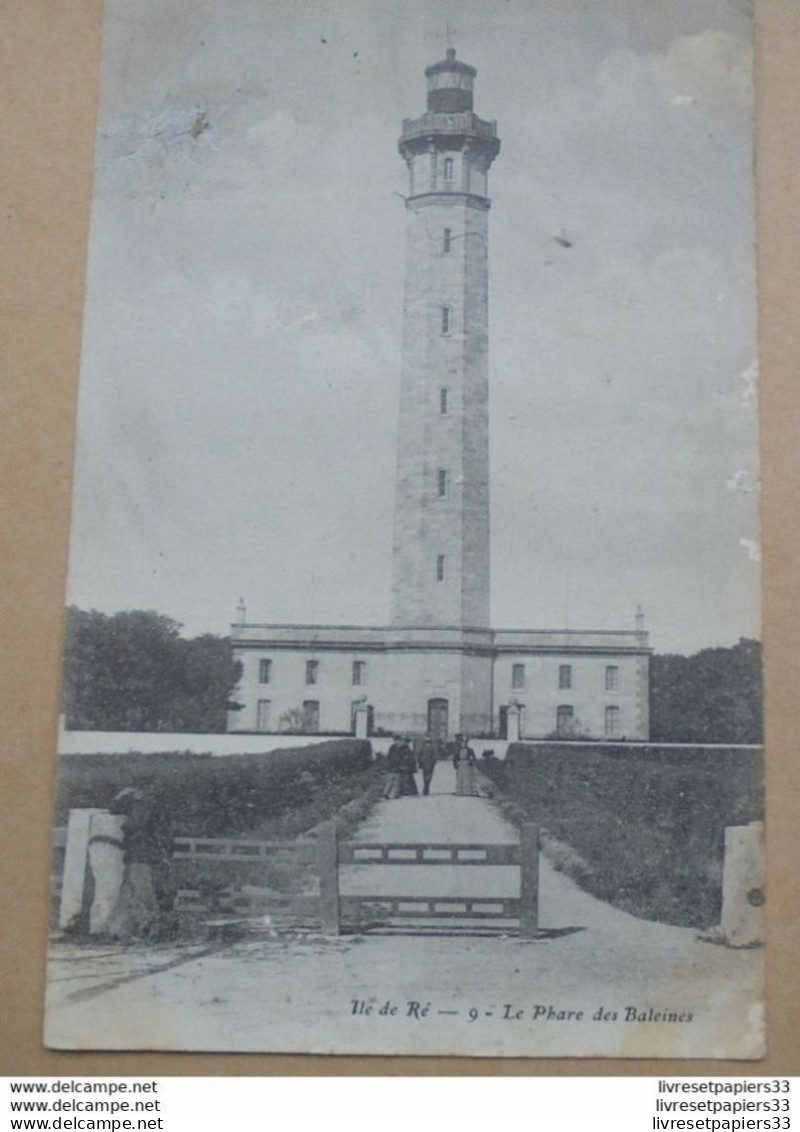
<box><xmin>340</xmin><ymin>896</ymin><xmax>521</xmax><ymax>920</ymax></box>
<box><xmin>339</xmin><ymin>842</ymin><xmax>521</xmax><ymax>866</ymax></box>
<box><xmin>173</xmin><ymin>836</ymin><xmax>316</xmax><ymax>865</ymax></box>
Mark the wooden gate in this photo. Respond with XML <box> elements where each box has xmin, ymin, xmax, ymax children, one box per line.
<box><xmin>55</xmin><ymin>817</ymin><xmax>540</xmax><ymax>939</ymax></box>
<box><xmin>331</xmin><ymin>823</ymin><xmax>540</xmax><ymax>938</ymax></box>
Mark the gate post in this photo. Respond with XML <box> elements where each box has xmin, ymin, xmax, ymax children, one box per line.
<box><xmin>59</xmin><ymin>809</ymin><xmax>95</xmax><ymax>930</ymax></box>
<box><xmin>317</xmin><ymin>820</ymin><xmax>340</xmax><ymax>935</ymax></box>
<box><xmin>519</xmin><ymin>823</ymin><xmax>540</xmax><ymax>939</ymax></box>
<box><xmin>59</xmin><ymin>809</ymin><xmax>127</xmax><ymax>934</ymax></box>
<box><xmin>720</xmin><ymin>820</ymin><xmax>764</xmax><ymax>947</ymax></box>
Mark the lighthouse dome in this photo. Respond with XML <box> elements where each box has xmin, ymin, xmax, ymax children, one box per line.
<box><xmin>425</xmin><ymin>48</ymin><xmax>477</xmax><ymax>113</ymax></box>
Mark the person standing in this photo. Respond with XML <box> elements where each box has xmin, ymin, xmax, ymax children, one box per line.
<box><xmin>453</xmin><ymin>735</ymin><xmax>478</xmax><ymax>797</ymax></box>
<box><xmin>107</xmin><ymin>780</ymin><xmax>175</xmax><ymax>939</ymax></box>
<box><xmin>417</xmin><ymin>737</ymin><xmax>438</xmax><ymax>796</ymax></box>
<box><xmin>398</xmin><ymin>736</ymin><xmax>419</xmax><ymax>796</ymax></box>
<box><xmin>383</xmin><ymin>737</ymin><xmax>404</xmax><ymax>799</ymax></box>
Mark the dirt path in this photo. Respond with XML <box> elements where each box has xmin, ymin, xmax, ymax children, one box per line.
<box><xmin>44</xmin><ymin>762</ymin><xmax>764</xmax><ymax>1058</ymax></box>
<box><xmin>340</xmin><ymin>762</ymin><xmax>521</xmax><ymax>904</ymax></box>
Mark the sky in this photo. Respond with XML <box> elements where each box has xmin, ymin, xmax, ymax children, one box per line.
<box><xmin>66</xmin><ymin>0</ymin><xmax>759</xmax><ymax>655</ymax></box>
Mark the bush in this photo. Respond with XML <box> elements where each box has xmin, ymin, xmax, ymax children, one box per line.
<box><xmin>650</xmin><ymin>639</ymin><xmax>763</xmax><ymax>743</ymax></box>
<box><xmin>484</xmin><ymin>742</ymin><xmax>763</xmax><ymax>928</ymax></box>
<box><xmin>55</xmin><ymin>739</ymin><xmax>374</xmax><ymax>837</ymax></box>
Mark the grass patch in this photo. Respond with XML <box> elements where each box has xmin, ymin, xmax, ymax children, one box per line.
<box><xmin>483</xmin><ymin>742</ymin><xmax>763</xmax><ymax>929</ymax></box>
<box><xmin>55</xmin><ymin>739</ymin><xmax>374</xmax><ymax>835</ymax></box>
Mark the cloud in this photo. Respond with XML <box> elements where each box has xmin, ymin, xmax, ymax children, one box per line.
<box><xmin>655</xmin><ymin>30</ymin><xmax>752</xmax><ymax>126</ymax></box>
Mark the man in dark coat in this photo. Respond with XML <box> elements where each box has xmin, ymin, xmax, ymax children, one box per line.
<box><xmin>398</xmin><ymin>737</ymin><xmax>419</xmax><ymax>796</ymax></box>
<box><xmin>417</xmin><ymin>738</ymin><xmax>438</xmax><ymax>796</ymax></box>
<box><xmin>108</xmin><ymin>780</ymin><xmax>176</xmax><ymax>938</ymax></box>
<box><xmin>383</xmin><ymin>737</ymin><xmax>405</xmax><ymax>799</ymax></box>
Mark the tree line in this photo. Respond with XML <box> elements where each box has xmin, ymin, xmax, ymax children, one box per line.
<box><xmin>62</xmin><ymin>607</ymin><xmax>241</xmax><ymax>732</ymax></box>
<box><xmin>648</xmin><ymin>637</ymin><xmax>762</xmax><ymax>744</ymax></box>
<box><xmin>61</xmin><ymin>608</ymin><xmax>763</xmax><ymax>742</ymax></box>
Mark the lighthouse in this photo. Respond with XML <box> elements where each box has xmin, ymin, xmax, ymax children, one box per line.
<box><xmin>391</xmin><ymin>49</ymin><xmax>500</xmax><ymax>630</ymax></box>
<box><xmin>228</xmin><ymin>50</ymin><xmax>650</xmax><ymax>743</ymax></box>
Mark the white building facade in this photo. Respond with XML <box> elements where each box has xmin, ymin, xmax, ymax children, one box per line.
<box><xmin>228</xmin><ymin>622</ymin><xmax>650</xmax><ymax>741</ymax></box>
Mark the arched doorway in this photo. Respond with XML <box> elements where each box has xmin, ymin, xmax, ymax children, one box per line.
<box><xmin>427</xmin><ymin>698</ymin><xmax>449</xmax><ymax>742</ymax></box>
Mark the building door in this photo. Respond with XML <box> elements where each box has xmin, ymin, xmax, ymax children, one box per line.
<box><xmin>302</xmin><ymin>700</ymin><xmax>320</xmax><ymax>733</ymax></box>
<box><xmin>427</xmin><ymin>698</ymin><xmax>449</xmax><ymax>741</ymax></box>
<box><xmin>351</xmin><ymin>702</ymin><xmax>375</xmax><ymax>735</ymax></box>
<box><xmin>256</xmin><ymin>699</ymin><xmax>271</xmax><ymax>732</ymax></box>
<box><xmin>556</xmin><ymin>704</ymin><xmax>574</xmax><ymax>737</ymax></box>
<box><xmin>498</xmin><ymin>705</ymin><xmax>508</xmax><ymax>739</ymax></box>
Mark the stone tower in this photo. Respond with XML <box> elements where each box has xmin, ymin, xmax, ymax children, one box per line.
<box><xmin>391</xmin><ymin>49</ymin><xmax>500</xmax><ymax>629</ymax></box>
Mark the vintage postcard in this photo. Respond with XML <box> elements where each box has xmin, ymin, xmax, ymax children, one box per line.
<box><xmin>45</xmin><ymin>0</ymin><xmax>763</xmax><ymax>1058</ymax></box>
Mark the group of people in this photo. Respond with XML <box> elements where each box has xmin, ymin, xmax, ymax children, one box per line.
<box><xmin>383</xmin><ymin>735</ymin><xmax>435</xmax><ymax>798</ymax></box>
<box><xmin>382</xmin><ymin>734</ymin><xmax>481</xmax><ymax>799</ymax></box>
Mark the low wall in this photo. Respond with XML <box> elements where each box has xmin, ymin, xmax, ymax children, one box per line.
<box><xmin>58</xmin><ymin>727</ymin><xmax>393</xmax><ymax>757</ymax></box>
<box><xmin>58</xmin><ymin>729</ymin><xmax>518</xmax><ymax>761</ymax></box>
<box><xmin>58</xmin><ymin>728</ymin><xmax>761</xmax><ymax>761</ymax></box>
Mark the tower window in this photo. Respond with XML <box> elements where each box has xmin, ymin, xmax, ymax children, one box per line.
<box><xmin>558</xmin><ymin>664</ymin><xmax>572</xmax><ymax>690</ymax></box>
<box><xmin>352</xmin><ymin>660</ymin><xmax>366</xmax><ymax>686</ymax></box>
<box><xmin>443</xmin><ymin>227</ymin><xmax>452</xmax><ymax>253</ymax></box>
<box><xmin>443</xmin><ymin>157</ymin><xmax>454</xmax><ymax>181</ymax></box>
<box><xmin>436</xmin><ymin>554</ymin><xmax>445</xmax><ymax>583</ymax></box>
<box><xmin>440</xmin><ymin>387</ymin><xmax>449</xmax><ymax>414</ymax></box>
<box><xmin>512</xmin><ymin>663</ymin><xmax>526</xmax><ymax>690</ymax></box>
<box><xmin>305</xmin><ymin>659</ymin><xmax>319</xmax><ymax>685</ymax></box>
<box><xmin>605</xmin><ymin>665</ymin><xmax>619</xmax><ymax>691</ymax></box>
<box><xmin>440</xmin><ymin>305</ymin><xmax>451</xmax><ymax>335</ymax></box>
<box><xmin>437</xmin><ymin>469</ymin><xmax>448</xmax><ymax>497</ymax></box>
<box><xmin>605</xmin><ymin>705</ymin><xmax>621</xmax><ymax>737</ymax></box>
<box><xmin>258</xmin><ymin>658</ymin><xmax>272</xmax><ymax>684</ymax></box>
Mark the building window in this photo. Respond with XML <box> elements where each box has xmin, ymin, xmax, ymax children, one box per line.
<box><xmin>436</xmin><ymin>554</ymin><xmax>445</xmax><ymax>583</ymax></box>
<box><xmin>256</xmin><ymin>699</ymin><xmax>271</xmax><ymax>732</ymax></box>
<box><xmin>605</xmin><ymin>665</ymin><xmax>619</xmax><ymax>691</ymax></box>
<box><xmin>441</xmin><ymin>305</ymin><xmax>451</xmax><ymax>335</ymax></box>
<box><xmin>302</xmin><ymin>700</ymin><xmax>320</xmax><ymax>733</ymax></box>
<box><xmin>437</xmin><ymin>468</ymin><xmax>448</xmax><ymax>497</ymax></box>
<box><xmin>559</xmin><ymin>664</ymin><xmax>572</xmax><ymax>690</ymax></box>
<box><xmin>352</xmin><ymin>660</ymin><xmax>366</xmax><ymax>686</ymax></box>
<box><xmin>605</xmin><ymin>705</ymin><xmax>621</xmax><ymax>738</ymax></box>
<box><xmin>443</xmin><ymin>227</ymin><xmax>452</xmax><ymax>253</ymax></box>
<box><xmin>556</xmin><ymin>704</ymin><xmax>574</xmax><ymax>737</ymax></box>
<box><xmin>305</xmin><ymin>659</ymin><xmax>319</xmax><ymax>685</ymax></box>
<box><xmin>440</xmin><ymin>387</ymin><xmax>449</xmax><ymax>415</ymax></box>
<box><xmin>443</xmin><ymin>157</ymin><xmax>454</xmax><ymax>181</ymax></box>
<box><xmin>258</xmin><ymin>658</ymin><xmax>272</xmax><ymax>684</ymax></box>
<box><xmin>512</xmin><ymin>663</ymin><xmax>526</xmax><ymax>690</ymax></box>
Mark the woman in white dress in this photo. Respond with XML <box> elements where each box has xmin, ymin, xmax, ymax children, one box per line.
<box><xmin>453</xmin><ymin>736</ymin><xmax>478</xmax><ymax>796</ymax></box>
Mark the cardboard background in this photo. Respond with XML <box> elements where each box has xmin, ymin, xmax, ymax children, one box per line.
<box><xmin>1</xmin><ymin>0</ymin><xmax>797</xmax><ymax>1075</ymax></box>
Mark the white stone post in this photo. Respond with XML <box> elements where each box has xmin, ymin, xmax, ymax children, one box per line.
<box><xmin>720</xmin><ymin>820</ymin><xmax>764</xmax><ymax>947</ymax></box>
<box><xmin>506</xmin><ymin>703</ymin><xmax>521</xmax><ymax>742</ymax></box>
<box><xmin>86</xmin><ymin>812</ymin><xmax>127</xmax><ymax>934</ymax></box>
<box><xmin>59</xmin><ymin>808</ymin><xmax>126</xmax><ymax>934</ymax></box>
